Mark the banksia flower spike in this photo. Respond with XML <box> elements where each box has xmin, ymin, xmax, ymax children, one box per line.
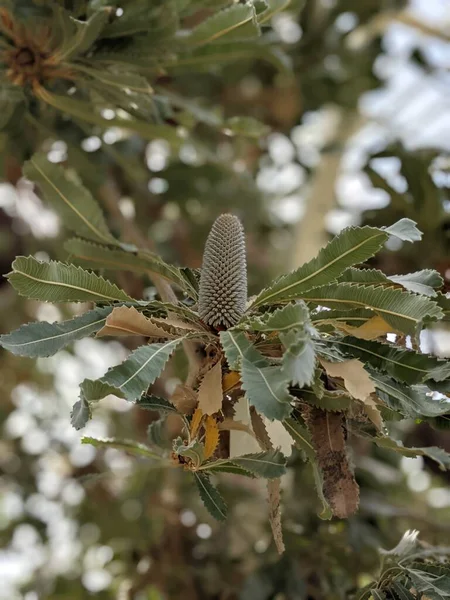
<box><xmin>198</xmin><ymin>214</ymin><xmax>247</xmax><ymax>329</ymax></box>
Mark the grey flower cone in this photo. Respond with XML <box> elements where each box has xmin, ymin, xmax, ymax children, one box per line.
<box><xmin>198</xmin><ymin>214</ymin><xmax>247</xmax><ymax>328</ymax></box>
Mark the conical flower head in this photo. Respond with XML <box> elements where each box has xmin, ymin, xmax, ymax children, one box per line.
<box><xmin>198</xmin><ymin>214</ymin><xmax>247</xmax><ymax>328</ymax></box>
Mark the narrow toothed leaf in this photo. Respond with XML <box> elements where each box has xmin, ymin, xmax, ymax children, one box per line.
<box><xmin>81</xmin><ymin>437</ymin><xmax>161</xmax><ymax>460</ymax></box>
<box><xmin>193</xmin><ymin>472</ymin><xmax>228</xmax><ymax>521</ymax></box>
<box><xmin>0</xmin><ymin>306</ymin><xmax>113</xmax><ymax>357</ymax></box>
<box><xmin>199</xmin><ymin>214</ymin><xmax>247</xmax><ymax>328</ymax></box>
<box><xmin>250</xmin><ymin>221</ymin><xmax>422</xmax><ymax>308</ymax></box>
<box><xmin>7</xmin><ymin>256</ymin><xmax>134</xmax><ymax>303</ymax></box>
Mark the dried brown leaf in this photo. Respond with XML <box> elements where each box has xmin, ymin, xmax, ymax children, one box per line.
<box><xmin>304</xmin><ymin>407</ymin><xmax>359</xmax><ymax>519</ymax></box>
<box><xmin>197</xmin><ymin>360</ymin><xmax>223</xmax><ymax>416</ymax></box>
<box><xmin>321</xmin><ymin>359</ymin><xmax>381</xmax><ymax>429</ymax></box>
<box><xmin>171</xmin><ymin>384</ymin><xmax>197</xmax><ymax>415</ymax></box>
<box><xmin>268</xmin><ymin>479</ymin><xmax>285</xmax><ymax>554</ymax></box>
<box><xmin>96</xmin><ymin>306</ymin><xmax>174</xmax><ymax>339</ymax></box>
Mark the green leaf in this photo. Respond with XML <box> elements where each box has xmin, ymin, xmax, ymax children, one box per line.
<box><xmin>301</xmin><ymin>283</ymin><xmax>443</xmax><ymax>336</ymax></box>
<box><xmin>102</xmin><ymin>0</ymin><xmax>178</xmax><ymax>38</ymax></box>
<box><xmin>241</xmin><ymin>358</ymin><xmax>293</xmax><ymax>421</ymax></box>
<box><xmin>35</xmin><ymin>87</ymin><xmax>182</xmax><ymax>146</ymax></box>
<box><xmin>81</xmin><ymin>436</ymin><xmax>162</xmax><ymax>459</ymax></box>
<box><xmin>174</xmin><ymin>437</ymin><xmax>204</xmax><ymax>468</ymax></box>
<box><xmin>370</xmin><ymin>589</ymin><xmax>386</xmax><ymax>600</ymax></box>
<box><xmin>7</xmin><ymin>256</ymin><xmax>134</xmax><ymax>303</ymax></box>
<box><xmin>298</xmin><ymin>388</ymin><xmax>352</xmax><ymax>411</ymax></box>
<box><xmin>201</xmin><ymin>463</ymin><xmax>255</xmax><ymax>477</ymax></box>
<box><xmin>389</xmin><ymin>269</ymin><xmax>443</xmax><ymax>297</ymax></box>
<box><xmin>23</xmin><ymin>153</ymin><xmax>118</xmax><ymax>246</ymax></box>
<box><xmin>384</xmin><ymin>218</ymin><xmax>423</xmax><ymax>241</ymax></box>
<box><xmin>52</xmin><ymin>8</ymin><xmax>109</xmax><ymax>61</ymax></box>
<box><xmin>0</xmin><ymin>83</ymin><xmax>24</xmax><ymax>130</ymax></box>
<box><xmin>407</xmin><ymin>569</ymin><xmax>450</xmax><ymax>598</ymax></box>
<box><xmin>70</xmin><ymin>395</ymin><xmax>92</xmax><ymax>430</ymax></box>
<box><xmin>0</xmin><ymin>306</ymin><xmax>113</xmax><ymax>357</ymax></box>
<box><xmin>220</xmin><ymin>330</ymin><xmax>265</xmax><ymax>371</ymax></box>
<box><xmin>331</xmin><ymin>337</ymin><xmax>450</xmax><ymax>385</ymax></box>
<box><xmin>187</xmin><ymin>3</ymin><xmax>260</xmax><ymax>46</ymax></box>
<box><xmin>147</xmin><ymin>418</ymin><xmax>170</xmax><ymax>449</ymax></box>
<box><xmin>243</xmin><ymin>302</ymin><xmax>310</xmax><ymax>332</ymax></box>
<box><xmin>224</xmin><ymin>116</ymin><xmax>270</xmax><ymax>138</ymax></box>
<box><xmin>136</xmin><ymin>395</ymin><xmax>180</xmax><ymax>415</ymax></box>
<box><xmin>370</xmin><ymin>373</ymin><xmax>450</xmax><ymax>419</ymax></box>
<box><xmin>371</xmin><ymin>436</ymin><xmax>450</xmax><ymax>471</ymax></box>
<box><xmin>201</xmin><ymin>449</ymin><xmax>286</xmax><ymax>479</ymax></box>
<box><xmin>65</xmin><ymin>238</ymin><xmax>198</xmax><ymax>299</ymax></box>
<box><xmin>250</xmin><ymin>221</ymin><xmax>422</xmax><ymax>308</ymax></box>
<box><xmin>193</xmin><ymin>472</ymin><xmax>228</xmax><ymax>521</ymax></box>
<box><xmin>280</xmin><ymin>329</ymin><xmax>316</xmax><ymax>388</ymax></box>
<box><xmin>257</xmin><ymin>0</ymin><xmax>292</xmax><ymax>24</ymax></box>
<box><xmin>83</xmin><ymin>339</ymin><xmax>182</xmax><ymax>403</ymax></box>
<box><xmin>311</xmin><ymin>460</ymin><xmax>333</xmax><ymax>520</ymax></box>
<box><xmin>283</xmin><ymin>418</ymin><xmax>315</xmax><ymax>460</ymax></box>
<box><xmin>72</xmin><ymin>380</ymin><xmax>124</xmax><ymax>429</ymax></box>
<box><xmin>391</xmin><ymin>582</ymin><xmax>415</xmax><ymax>600</ymax></box>
<box><xmin>220</xmin><ymin>331</ymin><xmax>293</xmax><ymax>420</ymax></box>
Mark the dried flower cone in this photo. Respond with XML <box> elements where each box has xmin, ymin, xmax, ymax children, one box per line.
<box><xmin>198</xmin><ymin>214</ymin><xmax>247</xmax><ymax>328</ymax></box>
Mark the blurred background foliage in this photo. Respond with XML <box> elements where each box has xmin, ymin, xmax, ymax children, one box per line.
<box><xmin>0</xmin><ymin>0</ymin><xmax>449</xmax><ymax>598</ymax></box>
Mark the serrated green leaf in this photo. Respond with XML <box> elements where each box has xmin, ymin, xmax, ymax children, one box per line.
<box><xmin>70</xmin><ymin>395</ymin><xmax>92</xmax><ymax>430</ymax></box>
<box><xmin>7</xmin><ymin>256</ymin><xmax>134</xmax><ymax>303</ymax></box>
<box><xmin>174</xmin><ymin>437</ymin><xmax>204</xmax><ymax>468</ymax></box>
<box><xmin>283</xmin><ymin>418</ymin><xmax>315</xmax><ymax>460</ymax></box>
<box><xmin>65</xmin><ymin>238</ymin><xmax>198</xmax><ymax>299</ymax></box>
<box><xmin>136</xmin><ymin>395</ymin><xmax>180</xmax><ymax>414</ymax></box>
<box><xmin>147</xmin><ymin>418</ymin><xmax>170</xmax><ymax>449</ymax></box>
<box><xmin>81</xmin><ymin>436</ymin><xmax>162</xmax><ymax>459</ymax></box>
<box><xmin>53</xmin><ymin>8</ymin><xmax>109</xmax><ymax>61</ymax></box>
<box><xmin>23</xmin><ymin>153</ymin><xmax>118</xmax><ymax>246</ymax></box>
<box><xmin>220</xmin><ymin>331</ymin><xmax>293</xmax><ymax>420</ymax></box>
<box><xmin>370</xmin><ymin>589</ymin><xmax>386</xmax><ymax>600</ymax></box>
<box><xmin>193</xmin><ymin>472</ymin><xmax>228</xmax><ymax>521</ymax></box>
<box><xmin>219</xmin><ymin>330</ymin><xmax>265</xmax><ymax>371</ymax></box>
<box><xmin>187</xmin><ymin>3</ymin><xmax>260</xmax><ymax>46</ymax></box>
<box><xmin>200</xmin><ymin>449</ymin><xmax>286</xmax><ymax>479</ymax></box>
<box><xmin>0</xmin><ymin>83</ymin><xmax>24</xmax><ymax>130</ymax></box>
<box><xmin>311</xmin><ymin>460</ymin><xmax>333</xmax><ymax>520</ymax></box>
<box><xmin>102</xmin><ymin>0</ymin><xmax>178</xmax><ymax>38</ymax></box>
<box><xmin>0</xmin><ymin>306</ymin><xmax>113</xmax><ymax>357</ymax></box>
<box><xmin>391</xmin><ymin>582</ymin><xmax>415</xmax><ymax>600</ymax></box>
<box><xmin>407</xmin><ymin>569</ymin><xmax>450</xmax><ymax>597</ymax></box>
<box><xmin>384</xmin><ymin>218</ymin><xmax>423</xmax><ymax>241</ymax></box>
<box><xmin>301</xmin><ymin>283</ymin><xmax>442</xmax><ymax>336</ymax></box>
<box><xmin>224</xmin><ymin>116</ymin><xmax>270</xmax><ymax>138</ymax></box>
<box><xmin>298</xmin><ymin>388</ymin><xmax>352</xmax><ymax>411</ymax></box>
<box><xmin>244</xmin><ymin>302</ymin><xmax>310</xmax><ymax>332</ymax></box>
<box><xmin>371</xmin><ymin>436</ymin><xmax>450</xmax><ymax>471</ymax></box>
<box><xmin>280</xmin><ymin>329</ymin><xmax>316</xmax><ymax>388</ymax></box>
<box><xmin>389</xmin><ymin>269</ymin><xmax>443</xmax><ymax>297</ymax></box>
<box><xmin>83</xmin><ymin>339</ymin><xmax>182</xmax><ymax>403</ymax></box>
<box><xmin>257</xmin><ymin>0</ymin><xmax>292</xmax><ymax>24</ymax></box>
<box><xmin>241</xmin><ymin>358</ymin><xmax>293</xmax><ymax>421</ymax></box>
<box><xmin>250</xmin><ymin>221</ymin><xmax>421</xmax><ymax>308</ymax></box>
<box><xmin>331</xmin><ymin>337</ymin><xmax>450</xmax><ymax>385</ymax></box>
<box><xmin>35</xmin><ymin>86</ymin><xmax>182</xmax><ymax>146</ymax></box>
<box><xmin>370</xmin><ymin>373</ymin><xmax>450</xmax><ymax>419</ymax></box>
<box><xmin>202</xmin><ymin>463</ymin><xmax>256</xmax><ymax>477</ymax></box>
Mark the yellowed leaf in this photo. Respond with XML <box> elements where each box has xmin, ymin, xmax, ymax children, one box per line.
<box><xmin>96</xmin><ymin>306</ymin><xmax>174</xmax><ymax>338</ymax></box>
<box><xmin>222</xmin><ymin>371</ymin><xmax>241</xmax><ymax>394</ymax></box>
<box><xmin>171</xmin><ymin>384</ymin><xmax>197</xmax><ymax>415</ymax></box>
<box><xmin>321</xmin><ymin>359</ymin><xmax>382</xmax><ymax>429</ymax></box>
<box><xmin>334</xmin><ymin>315</ymin><xmax>395</xmax><ymax>340</ymax></box>
<box><xmin>197</xmin><ymin>360</ymin><xmax>223</xmax><ymax>416</ymax></box>
<box><xmin>204</xmin><ymin>416</ymin><xmax>220</xmax><ymax>459</ymax></box>
<box><xmin>190</xmin><ymin>407</ymin><xmax>203</xmax><ymax>438</ymax></box>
